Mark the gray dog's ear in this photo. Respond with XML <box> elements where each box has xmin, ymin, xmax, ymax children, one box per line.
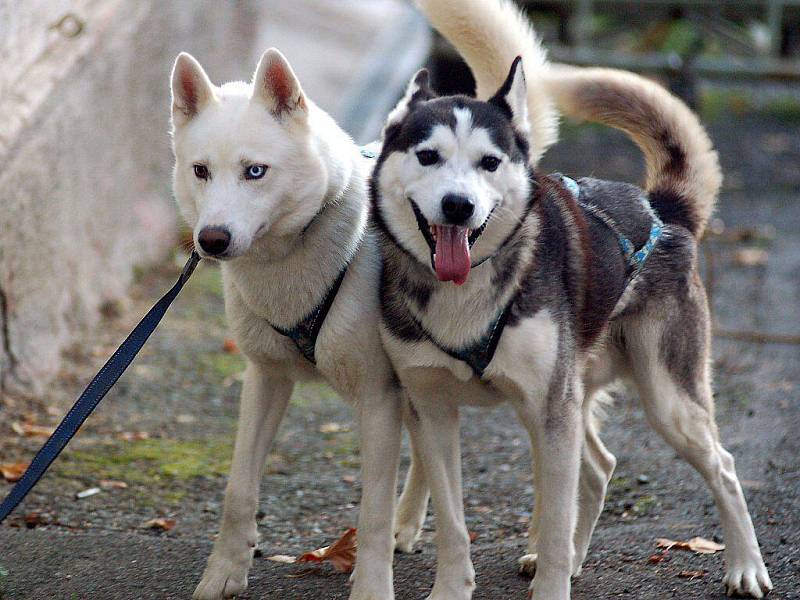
<box><xmin>171</xmin><ymin>53</ymin><xmax>216</xmax><ymax>127</ymax></box>
<box><xmin>382</xmin><ymin>68</ymin><xmax>436</xmax><ymax>139</ymax></box>
<box><xmin>251</xmin><ymin>48</ymin><xmax>308</xmax><ymax>121</ymax></box>
<box><xmin>489</xmin><ymin>57</ymin><xmax>530</xmax><ymax>135</ymax></box>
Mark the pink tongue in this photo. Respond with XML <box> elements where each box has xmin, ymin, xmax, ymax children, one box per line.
<box><xmin>434</xmin><ymin>225</ymin><xmax>471</xmax><ymax>285</ymax></box>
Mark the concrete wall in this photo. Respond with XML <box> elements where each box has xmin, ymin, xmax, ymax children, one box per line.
<box><xmin>0</xmin><ymin>0</ymin><xmax>428</xmax><ymax>396</ymax></box>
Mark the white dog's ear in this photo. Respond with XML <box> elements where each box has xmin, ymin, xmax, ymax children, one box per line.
<box><xmin>489</xmin><ymin>57</ymin><xmax>530</xmax><ymax>135</ymax></box>
<box><xmin>251</xmin><ymin>48</ymin><xmax>308</xmax><ymax>120</ymax></box>
<box><xmin>382</xmin><ymin>68</ymin><xmax>436</xmax><ymax>139</ymax></box>
<box><xmin>171</xmin><ymin>53</ymin><xmax>216</xmax><ymax>127</ymax></box>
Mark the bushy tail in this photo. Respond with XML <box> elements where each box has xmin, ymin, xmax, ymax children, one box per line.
<box><xmin>544</xmin><ymin>66</ymin><xmax>721</xmax><ymax>237</ymax></box>
<box><xmin>415</xmin><ymin>0</ymin><xmax>559</xmax><ymax>164</ymax></box>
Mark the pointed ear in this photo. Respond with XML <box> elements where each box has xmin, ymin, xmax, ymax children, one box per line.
<box><xmin>489</xmin><ymin>57</ymin><xmax>530</xmax><ymax>134</ymax></box>
<box><xmin>251</xmin><ymin>48</ymin><xmax>308</xmax><ymax>120</ymax></box>
<box><xmin>171</xmin><ymin>53</ymin><xmax>216</xmax><ymax>127</ymax></box>
<box><xmin>382</xmin><ymin>69</ymin><xmax>436</xmax><ymax>138</ymax></box>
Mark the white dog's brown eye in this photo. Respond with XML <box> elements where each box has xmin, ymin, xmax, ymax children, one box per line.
<box><xmin>244</xmin><ymin>164</ymin><xmax>268</xmax><ymax>180</ymax></box>
<box><xmin>480</xmin><ymin>156</ymin><xmax>501</xmax><ymax>172</ymax></box>
<box><xmin>416</xmin><ymin>149</ymin><xmax>440</xmax><ymax>166</ymax></box>
<box><xmin>193</xmin><ymin>164</ymin><xmax>209</xmax><ymax>180</ymax></box>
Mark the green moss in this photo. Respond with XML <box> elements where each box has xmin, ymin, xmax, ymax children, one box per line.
<box><xmin>200</xmin><ymin>353</ymin><xmax>245</xmax><ymax>378</ymax></box>
<box><xmin>55</xmin><ymin>438</ymin><xmax>233</xmax><ymax>484</ymax></box>
<box><xmin>609</xmin><ymin>475</ymin><xmax>630</xmax><ymax>488</ymax></box>
<box><xmin>632</xmin><ymin>494</ymin><xmax>658</xmax><ymax>515</ymax></box>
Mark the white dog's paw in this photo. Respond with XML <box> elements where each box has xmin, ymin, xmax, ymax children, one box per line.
<box><xmin>393</xmin><ymin>523</ymin><xmax>422</xmax><ymax>554</ymax></box>
<box><xmin>518</xmin><ymin>553</ymin><xmax>538</xmax><ymax>577</ymax></box>
<box><xmin>193</xmin><ymin>553</ymin><xmax>251</xmax><ymax>600</ymax></box>
<box><xmin>723</xmin><ymin>562</ymin><xmax>773</xmax><ymax>598</ymax></box>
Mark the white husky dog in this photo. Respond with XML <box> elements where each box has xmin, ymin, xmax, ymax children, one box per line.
<box><xmin>170</xmin><ymin>49</ymin><xmax>403</xmax><ymax>600</ymax></box>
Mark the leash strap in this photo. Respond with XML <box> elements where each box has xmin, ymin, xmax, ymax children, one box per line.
<box><xmin>0</xmin><ymin>252</ymin><xmax>201</xmax><ymax>524</ymax></box>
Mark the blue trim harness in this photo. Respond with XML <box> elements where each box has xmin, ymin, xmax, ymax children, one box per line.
<box><xmin>557</xmin><ymin>174</ymin><xmax>664</xmax><ymax>273</ymax></box>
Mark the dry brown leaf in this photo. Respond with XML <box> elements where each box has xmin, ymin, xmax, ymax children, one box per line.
<box><xmin>469</xmin><ymin>531</ymin><xmax>479</xmax><ymax>543</ymax></box>
<box><xmin>0</xmin><ymin>462</ymin><xmax>29</xmax><ymax>482</ymax></box>
<box><xmin>656</xmin><ymin>537</ymin><xmax>724</xmax><ymax>554</ymax></box>
<box><xmin>319</xmin><ymin>422</ymin><xmax>349</xmax><ymax>434</ymax></box>
<box><xmin>143</xmin><ymin>518</ymin><xmax>176</xmax><ymax>531</ymax></box>
<box><xmin>223</xmin><ymin>339</ymin><xmax>239</xmax><ymax>354</ymax></box>
<box><xmin>99</xmin><ymin>479</ymin><xmax>128</xmax><ymax>489</ymax></box>
<box><xmin>24</xmin><ymin>511</ymin><xmax>48</xmax><ymax>529</ymax></box>
<box><xmin>678</xmin><ymin>569</ymin><xmax>707</xmax><ymax>580</ymax></box>
<box><xmin>297</xmin><ymin>528</ymin><xmax>357</xmax><ymax>573</ymax></box>
<box><xmin>12</xmin><ymin>422</ymin><xmax>55</xmax><ymax>438</ymax></box>
<box><xmin>647</xmin><ymin>550</ymin><xmax>668</xmax><ymax>564</ymax></box>
<box><xmin>118</xmin><ymin>431</ymin><xmax>150</xmax><ymax>442</ymax></box>
<box><xmin>733</xmin><ymin>248</ymin><xmax>768</xmax><ymax>267</ymax></box>
<box><xmin>266</xmin><ymin>554</ymin><xmax>297</xmax><ymax>564</ymax></box>
<box><xmin>341</xmin><ymin>474</ymin><xmax>356</xmax><ymax>484</ymax></box>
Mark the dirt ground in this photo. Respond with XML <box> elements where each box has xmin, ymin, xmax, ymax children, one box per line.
<box><xmin>0</xmin><ymin>111</ymin><xmax>798</xmax><ymax>599</ymax></box>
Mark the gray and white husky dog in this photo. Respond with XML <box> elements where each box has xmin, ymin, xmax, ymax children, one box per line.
<box><xmin>170</xmin><ymin>50</ymin><xmax>404</xmax><ymax>600</ymax></box>
<box><xmin>372</xmin><ymin>0</ymin><xmax>773</xmax><ymax>598</ymax></box>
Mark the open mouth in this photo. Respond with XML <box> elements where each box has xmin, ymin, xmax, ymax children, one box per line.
<box><xmin>409</xmin><ymin>200</ymin><xmax>493</xmax><ymax>285</ymax></box>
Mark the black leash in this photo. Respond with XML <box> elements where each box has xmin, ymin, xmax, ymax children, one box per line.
<box><xmin>0</xmin><ymin>252</ymin><xmax>201</xmax><ymax>524</ymax></box>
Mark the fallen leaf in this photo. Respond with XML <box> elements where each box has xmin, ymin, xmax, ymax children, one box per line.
<box><xmin>733</xmin><ymin>248</ymin><xmax>768</xmax><ymax>267</ymax></box>
<box><xmin>319</xmin><ymin>422</ymin><xmax>349</xmax><ymax>434</ymax></box>
<box><xmin>266</xmin><ymin>554</ymin><xmax>297</xmax><ymax>564</ymax></box>
<box><xmin>469</xmin><ymin>531</ymin><xmax>479</xmax><ymax>543</ymax></box>
<box><xmin>99</xmin><ymin>479</ymin><xmax>128</xmax><ymax>490</ymax></box>
<box><xmin>24</xmin><ymin>511</ymin><xmax>49</xmax><ymax>529</ymax></box>
<box><xmin>11</xmin><ymin>422</ymin><xmax>55</xmax><ymax>438</ymax></box>
<box><xmin>656</xmin><ymin>537</ymin><xmax>725</xmax><ymax>554</ymax></box>
<box><xmin>297</xmin><ymin>528</ymin><xmax>357</xmax><ymax>573</ymax></box>
<box><xmin>678</xmin><ymin>569</ymin><xmax>707</xmax><ymax>580</ymax></box>
<box><xmin>0</xmin><ymin>462</ymin><xmax>29</xmax><ymax>482</ymax></box>
<box><xmin>648</xmin><ymin>550</ymin><xmax>668</xmax><ymax>564</ymax></box>
<box><xmin>341</xmin><ymin>474</ymin><xmax>356</xmax><ymax>484</ymax></box>
<box><xmin>143</xmin><ymin>518</ymin><xmax>176</xmax><ymax>532</ymax></box>
<box><xmin>223</xmin><ymin>339</ymin><xmax>239</xmax><ymax>354</ymax></box>
<box><xmin>118</xmin><ymin>431</ymin><xmax>150</xmax><ymax>442</ymax></box>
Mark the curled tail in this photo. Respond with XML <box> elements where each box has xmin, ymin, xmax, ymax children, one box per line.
<box><xmin>544</xmin><ymin>66</ymin><xmax>721</xmax><ymax>237</ymax></box>
<box><xmin>415</xmin><ymin>0</ymin><xmax>559</xmax><ymax>164</ymax></box>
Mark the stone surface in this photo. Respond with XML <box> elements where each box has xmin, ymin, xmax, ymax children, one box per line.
<box><xmin>0</xmin><ymin>0</ymin><xmax>424</xmax><ymax>395</ymax></box>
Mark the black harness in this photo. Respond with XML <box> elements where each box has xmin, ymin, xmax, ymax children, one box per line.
<box><xmin>266</xmin><ymin>266</ymin><xmax>348</xmax><ymax>364</ymax></box>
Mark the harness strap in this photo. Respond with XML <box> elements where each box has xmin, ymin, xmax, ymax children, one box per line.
<box><xmin>427</xmin><ymin>300</ymin><xmax>514</xmax><ymax>379</ymax></box>
<box><xmin>269</xmin><ymin>265</ymin><xmax>348</xmax><ymax>364</ymax></box>
<box><xmin>0</xmin><ymin>252</ymin><xmax>201</xmax><ymax>524</ymax></box>
<box><xmin>555</xmin><ymin>174</ymin><xmax>664</xmax><ymax>273</ymax></box>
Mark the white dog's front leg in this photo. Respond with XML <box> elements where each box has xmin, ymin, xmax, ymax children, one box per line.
<box><xmin>516</xmin><ymin>376</ymin><xmax>582</xmax><ymax>600</ymax></box>
<box><xmin>404</xmin><ymin>380</ymin><xmax>475</xmax><ymax>600</ymax></box>
<box><xmin>194</xmin><ymin>362</ymin><xmax>293</xmax><ymax>600</ymax></box>
<box><xmin>349</xmin><ymin>386</ymin><xmax>403</xmax><ymax>600</ymax></box>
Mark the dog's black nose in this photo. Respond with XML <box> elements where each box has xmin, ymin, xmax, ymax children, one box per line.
<box><xmin>198</xmin><ymin>226</ymin><xmax>231</xmax><ymax>256</ymax></box>
<box><xmin>441</xmin><ymin>194</ymin><xmax>475</xmax><ymax>225</ymax></box>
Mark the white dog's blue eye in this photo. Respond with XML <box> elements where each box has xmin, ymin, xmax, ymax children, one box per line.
<box><xmin>416</xmin><ymin>150</ymin><xmax>440</xmax><ymax>166</ymax></box>
<box><xmin>244</xmin><ymin>164</ymin><xmax>268</xmax><ymax>180</ymax></box>
<box><xmin>480</xmin><ymin>156</ymin><xmax>501</xmax><ymax>172</ymax></box>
